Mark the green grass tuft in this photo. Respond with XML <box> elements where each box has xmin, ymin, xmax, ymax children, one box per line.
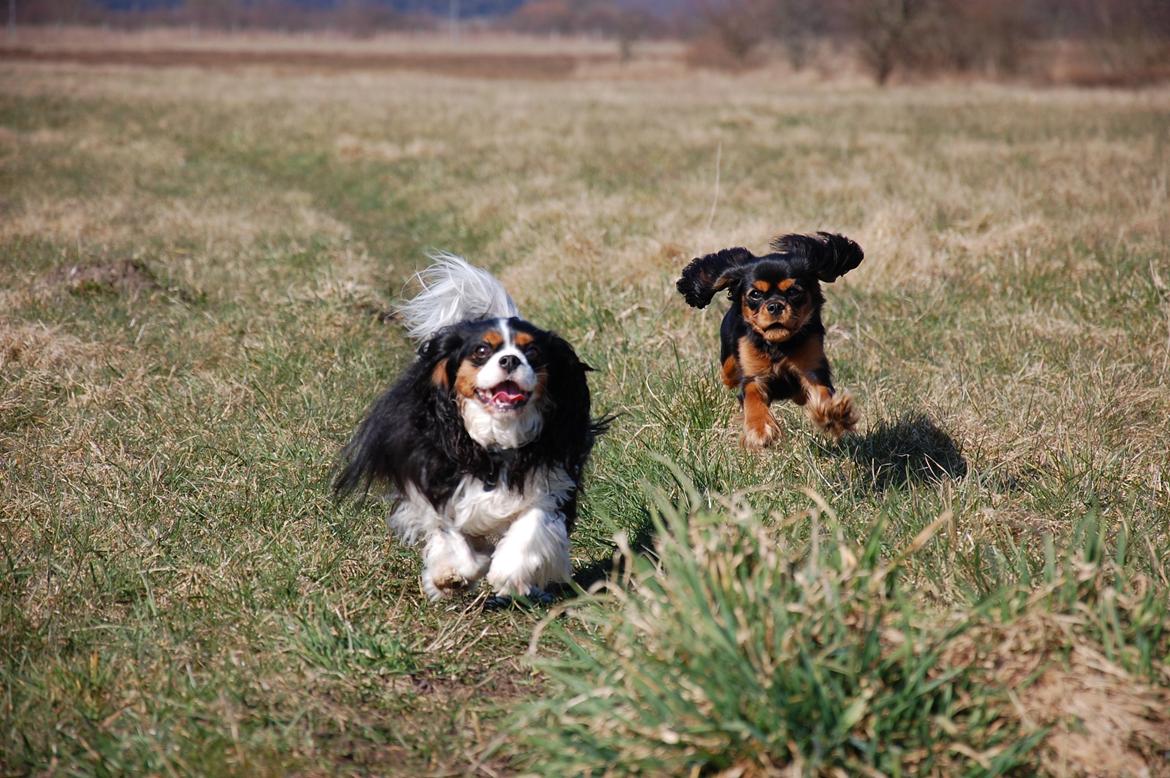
<box><xmin>518</xmin><ymin>483</ymin><xmax>1170</xmax><ymax>775</ymax></box>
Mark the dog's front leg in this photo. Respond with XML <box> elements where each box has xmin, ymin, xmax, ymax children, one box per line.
<box><xmin>799</xmin><ymin>373</ymin><xmax>857</xmax><ymax>440</ymax></box>
<box><xmin>485</xmin><ymin>509</ymin><xmax>570</xmax><ymax>598</ymax></box>
<box><xmin>741</xmin><ymin>379</ymin><xmax>781</xmax><ymax>449</ymax></box>
<box><xmin>422</xmin><ymin>529</ymin><xmax>492</xmax><ymax>600</ymax></box>
<box><xmin>721</xmin><ymin>355</ymin><xmax>742</xmax><ymax>388</ymax></box>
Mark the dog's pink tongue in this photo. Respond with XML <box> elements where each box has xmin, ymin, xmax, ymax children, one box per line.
<box><xmin>494</xmin><ymin>386</ymin><xmax>526</xmax><ymax>403</ymax></box>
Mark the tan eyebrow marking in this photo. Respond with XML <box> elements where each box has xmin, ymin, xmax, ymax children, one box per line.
<box><xmin>482</xmin><ymin>330</ymin><xmax>503</xmax><ymax>348</ymax></box>
<box><xmin>752</xmin><ymin>280</ymin><xmax>771</xmax><ymax>292</ymax></box>
<box><xmin>777</xmin><ymin>279</ymin><xmax>796</xmax><ymax>291</ymax></box>
<box><xmin>513</xmin><ymin>331</ymin><xmax>534</xmax><ymax>347</ymax></box>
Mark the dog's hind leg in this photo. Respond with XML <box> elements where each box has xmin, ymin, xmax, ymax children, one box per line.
<box><xmin>422</xmin><ymin>529</ymin><xmax>492</xmax><ymax>600</ymax></box>
<box><xmin>485</xmin><ymin>510</ymin><xmax>571</xmax><ymax>598</ymax></box>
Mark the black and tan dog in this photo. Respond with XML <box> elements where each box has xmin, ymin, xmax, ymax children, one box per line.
<box><xmin>676</xmin><ymin>232</ymin><xmax>863</xmax><ymax>449</ymax></box>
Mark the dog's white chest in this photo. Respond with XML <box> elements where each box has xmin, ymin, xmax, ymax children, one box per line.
<box><xmin>449</xmin><ymin>478</ymin><xmax>533</xmax><ymax>537</ymax></box>
<box><xmin>449</xmin><ymin>466</ymin><xmax>573</xmax><ymax>538</ymax></box>
<box><xmin>387</xmin><ymin>466</ymin><xmax>575</xmax><ymax>546</ymax></box>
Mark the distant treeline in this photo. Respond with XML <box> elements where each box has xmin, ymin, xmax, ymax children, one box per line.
<box><xmin>677</xmin><ymin>0</ymin><xmax>1170</xmax><ymax>85</ymax></box>
<box><xmin>11</xmin><ymin>0</ymin><xmax>1170</xmax><ymax>85</ymax></box>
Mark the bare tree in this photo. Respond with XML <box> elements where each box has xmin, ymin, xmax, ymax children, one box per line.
<box><xmin>700</xmin><ymin>0</ymin><xmax>770</xmax><ymax>63</ymax></box>
<box><xmin>610</xmin><ymin>8</ymin><xmax>654</xmax><ymax>63</ymax></box>
<box><xmin>20</xmin><ymin>0</ymin><xmax>102</xmax><ymax>25</ymax></box>
<box><xmin>507</xmin><ymin>0</ymin><xmax>574</xmax><ymax>35</ymax></box>
<box><xmin>848</xmin><ymin>0</ymin><xmax>930</xmax><ymax>84</ymax></box>
<box><xmin>762</xmin><ymin>0</ymin><xmax>825</xmax><ymax>71</ymax></box>
<box><xmin>505</xmin><ymin>0</ymin><xmax>662</xmax><ymax>64</ymax></box>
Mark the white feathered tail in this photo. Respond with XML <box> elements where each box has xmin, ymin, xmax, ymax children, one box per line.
<box><xmin>395</xmin><ymin>252</ymin><xmax>519</xmax><ymax>342</ymax></box>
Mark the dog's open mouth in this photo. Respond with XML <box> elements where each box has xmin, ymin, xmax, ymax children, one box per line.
<box><xmin>761</xmin><ymin>322</ymin><xmax>793</xmax><ymax>335</ymax></box>
<box><xmin>760</xmin><ymin>321</ymin><xmax>796</xmax><ymax>341</ymax></box>
<box><xmin>475</xmin><ymin>380</ymin><xmax>531</xmax><ymax>412</ymax></box>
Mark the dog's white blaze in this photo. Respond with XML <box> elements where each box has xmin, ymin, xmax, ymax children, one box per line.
<box><xmin>472</xmin><ymin>319</ymin><xmax>536</xmax><ymax>392</ymax></box>
<box><xmin>462</xmin><ymin>318</ymin><xmax>542</xmax><ymax>449</ymax></box>
<box><xmin>388</xmin><ymin>467</ymin><xmax>575</xmax><ymax>599</ymax></box>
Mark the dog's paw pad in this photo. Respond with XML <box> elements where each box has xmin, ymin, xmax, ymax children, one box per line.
<box><xmin>430</xmin><ymin>571</ymin><xmax>471</xmax><ymax>596</ymax></box>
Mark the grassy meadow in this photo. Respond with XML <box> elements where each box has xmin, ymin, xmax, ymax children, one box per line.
<box><xmin>2</xmin><ymin>35</ymin><xmax>1169</xmax><ymax>775</ymax></box>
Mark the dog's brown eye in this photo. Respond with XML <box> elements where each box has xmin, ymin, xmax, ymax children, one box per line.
<box><xmin>524</xmin><ymin>344</ymin><xmax>541</xmax><ymax>362</ymax></box>
<box><xmin>747</xmin><ymin>289</ymin><xmax>763</xmax><ymax>301</ymax></box>
<box><xmin>472</xmin><ymin>343</ymin><xmax>493</xmax><ymax>361</ymax></box>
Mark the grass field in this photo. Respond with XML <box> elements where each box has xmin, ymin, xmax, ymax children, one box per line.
<box><xmin>2</xmin><ymin>34</ymin><xmax>1169</xmax><ymax>775</ymax></box>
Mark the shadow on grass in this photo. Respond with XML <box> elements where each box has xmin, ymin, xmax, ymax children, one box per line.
<box><xmin>844</xmin><ymin>412</ymin><xmax>967</xmax><ymax>491</ymax></box>
<box><xmin>529</xmin><ymin>415</ymin><xmax>965</xmax><ymax>609</ymax></box>
<box><xmin>569</xmin><ymin>517</ymin><xmax>658</xmax><ymax>593</ymax></box>
<box><xmin>556</xmin><ymin>413</ymin><xmax>968</xmax><ymax>605</ymax></box>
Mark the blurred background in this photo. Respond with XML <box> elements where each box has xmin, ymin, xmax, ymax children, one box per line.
<box><xmin>5</xmin><ymin>0</ymin><xmax>1170</xmax><ymax>87</ymax></box>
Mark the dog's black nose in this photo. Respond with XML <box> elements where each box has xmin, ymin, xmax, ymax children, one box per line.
<box><xmin>766</xmin><ymin>302</ymin><xmax>783</xmax><ymax>316</ymax></box>
<box><xmin>498</xmin><ymin>354</ymin><xmax>521</xmax><ymax>372</ymax></box>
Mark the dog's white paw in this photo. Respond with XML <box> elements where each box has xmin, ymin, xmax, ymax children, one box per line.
<box><xmin>422</xmin><ymin>567</ymin><xmax>472</xmax><ymax>600</ymax></box>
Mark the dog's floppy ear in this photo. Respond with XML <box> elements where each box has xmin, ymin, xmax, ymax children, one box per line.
<box><xmin>771</xmin><ymin>232</ymin><xmax>864</xmax><ymax>283</ymax></box>
<box><xmin>540</xmin><ymin>331</ymin><xmax>604</xmax><ymax>464</ymax></box>
<box><xmin>333</xmin><ymin>326</ymin><xmax>466</xmax><ymax>501</ymax></box>
<box><xmin>417</xmin><ymin>325</ymin><xmax>463</xmax><ymax>362</ymax></box>
<box><xmin>676</xmin><ymin>247</ymin><xmax>757</xmax><ymax>308</ymax></box>
<box><xmin>416</xmin><ymin>325</ymin><xmax>466</xmax><ymax>389</ymax></box>
<box><xmin>543</xmin><ymin>332</ymin><xmax>591</xmax><ymax>419</ymax></box>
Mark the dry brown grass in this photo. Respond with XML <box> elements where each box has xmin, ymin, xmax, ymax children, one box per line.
<box><xmin>1</xmin><ymin>37</ymin><xmax>1168</xmax><ymax>774</ymax></box>
<box><xmin>6</xmin><ymin>26</ymin><xmax>1168</xmax><ymax>86</ymax></box>
<box><xmin>0</xmin><ymin>45</ymin><xmax>612</xmax><ymax>79</ymax></box>
<box><xmin>946</xmin><ymin>613</ymin><xmax>1170</xmax><ymax>777</ymax></box>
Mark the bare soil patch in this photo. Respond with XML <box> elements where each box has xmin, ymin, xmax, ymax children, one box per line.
<box><xmin>53</xmin><ymin>258</ymin><xmax>161</xmax><ymax>296</ymax></box>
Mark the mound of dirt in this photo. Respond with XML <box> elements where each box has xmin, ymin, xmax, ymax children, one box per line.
<box><xmin>943</xmin><ymin>613</ymin><xmax>1170</xmax><ymax>777</ymax></box>
<box><xmin>56</xmin><ymin>259</ymin><xmax>162</xmax><ymax>297</ymax></box>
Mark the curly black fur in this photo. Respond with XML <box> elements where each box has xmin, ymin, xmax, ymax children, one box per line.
<box><xmin>333</xmin><ymin>318</ymin><xmax>606</xmax><ymax>530</ymax></box>
<box><xmin>769</xmin><ymin>231</ymin><xmax>864</xmax><ymax>283</ymax></box>
<box><xmin>676</xmin><ymin>246</ymin><xmax>758</xmax><ymax>308</ymax></box>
